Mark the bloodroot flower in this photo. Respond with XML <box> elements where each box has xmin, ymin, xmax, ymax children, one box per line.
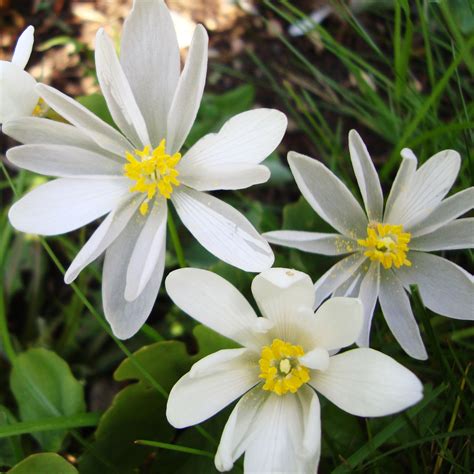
<box><xmin>264</xmin><ymin>131</ymin><xmax>474</xmax><ymax>359</ymax></box>
<box><xmin>4</xmin><ymin>0</ymin><xmax>286</xmax><ymax>339</ymax></box>
<box><xmin>0</xmin><ymin>26</ymin><xmax>39</xmax><ymax>124</ymax></box>
<box><xmin>165</xmin><ymin>267</ymin><xmax>423</xmax><ymax>472</ymax></box>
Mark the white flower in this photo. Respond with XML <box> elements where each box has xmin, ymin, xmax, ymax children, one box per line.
<box><xmin>3</xmin><ymin>0</ymin><xmax>287</xmax><ymax>339</ymax></box>
<box><xmin>264</xmin><ymin>130</ymin><xmax>474</xmax><ymax>360</ymax></box>
<box><xmin>165</xmin><ymin>267</ymin><xmax>423</xmax><ymax>472</ymax></box>
<box><xmin>0</xmin><ymin>26</ymin><xmax>39</xmax><ymax>124</ymax></box>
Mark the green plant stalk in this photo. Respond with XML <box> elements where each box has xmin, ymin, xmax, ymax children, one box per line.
<box><xmin>135</xmin><ymin>439</ymin><xmax>214</xmax><ymax>459</ymax></box>
<box><xmin>167</xmin><ymin>210</ymin><xmax>186</xmax><ymax>268</ymax></box>
<box><xmin>0</xmin><ymin>283</ymin><xmax>16</xmax><ymax>362</ymax></box>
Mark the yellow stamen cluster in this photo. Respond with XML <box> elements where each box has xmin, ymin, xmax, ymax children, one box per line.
<box><xmin>123</xmin><ymin>139</ymin><xmax>181</xmax><ymax>215</ymax></box>
<box><xmin>32</xmin><ymin>98</ymin><xmax>47</xmax><ymax>117</ymax></box>
<box><xmin>358</xmin><ymin>223</ymin><xmax>412</xmax><ymax>269</ymax></box>
<box><xmin>259</xmin><ymin>339</ymin><xmax>310</xmax><ymax>396</ymax></box>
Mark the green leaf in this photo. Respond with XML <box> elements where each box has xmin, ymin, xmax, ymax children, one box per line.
<box><xmin>9</xmin><ymin>348</ymin><xmax>85</xmax><ymax>451</ymax></box>
<box><xmin>0</xmin><ymin>406</ymin><xmax>23</xmax><ymax>467</ymax></box>
<box><xmin>79</xmin><ymin>326</ymin><xmax>237</xmax><ymax>473</ymax></box>
<box><xmin>7</xmin><ymin>453</ymin><xmax>78</xmax><ymax>473</ymax></box>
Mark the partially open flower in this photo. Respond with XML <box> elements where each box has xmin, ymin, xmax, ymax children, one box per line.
<box><xmin>0</xmin><ymin>26</ymin><xmax>39</xmax><ymax>124</ymax></box>
<box><xmin>166</xmin><ymin>267</ymin><xmax>423</xmax><ymax>472</ymax></box>
<box><xmin>265</xmin><ymin>131</ymin><xmax>474</xmax><ymax>359</ymax></box>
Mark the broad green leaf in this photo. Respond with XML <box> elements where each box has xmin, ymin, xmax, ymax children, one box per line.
<box><xmin>9</xmin><ymin>348</ymin><xmax>85</xmax><ymax>451</ymax></box>
<box><xmin>0</xmin><ymin>405</ymin><xmax>23</xmax><ymax>467</ymax></box>
<box><xmin>7</xmin><ymin>453</ymin><xmax>78</xmax><ymax>473</ymax></box>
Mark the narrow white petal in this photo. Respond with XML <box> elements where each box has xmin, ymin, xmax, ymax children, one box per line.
<box><xmin>215</xmin><ymin>387</ymin><xmax>267</xmax><ymax>472</ymax></box>
<box><xmin>178</xmin><ymin>108</ymin><xmax>287</xmax><ymax>188</ymax></box>
<box><xmin>0</xmin><ymin>62</ymin><xmax>38</xmax><ymax>123</ymax></box>
<box><xmin>95</xmin><ymin>29</ymin><xmax>150</xmax><ymax>147</ymax></box>
<box><xmin>387</xmin><ymin>150</ymin><xmax>460</xmax><ymax>228</ymax></box>
<box><xmin>314</xmin><ymin>253</ymin><xmax>367</xmax><ymax>309</ymax></box>
<box><xmin>190</xmin><ymin>348</ymin><xmax>250</xmax><ymax>378</ymax></box>
<box><xmin>410</xmin><ymin>218</ymin><xmax>474</xmax><ymax>251</ymax></box>
<box><xmin>243</xmin><ymin>386</ymin><xmax>320</xmax><ymax>473</ymax></box>
<box><xmin>299</xmin><ymin>347</ymin><xmax>330</xmax><ymax>370</ymax></box>
<box><xmin>102</xmin><ymin>216</ymin><xmax>165</xmax><ymax>339</ymax></box>
<box><xmin>332</xmin><ymin>265</ymin><xmax>364</xmax><ymax>298</ymax></box>
<box><xmin>288</xmin><ymin>152</ymin><xmax>368</xmax><ymax>238</ymax></box>
<box><xmin>379</xmin><ymin>269</ymin><xmax>427</xmax><ymax>360</ymax></box>
<box><xmin>2</xmin><ymin>117</ymin><xmax>120</xmax><ymax>161</ymax></box>
<box><xmin>37</xmin><ymin>83</ymin><xmax>132</xmax><ymax>157</ymax></box>
<box><xmin>64</xmin><ymin>196</ymin><xmax>140</xmax><ymax>283</ymax></box>
<box><xmin>356</xmin><ymin>261</ymin><xmax>380</xmax><ymax>347</ymax></box>
<box><xmin>384</xmin><ymin>150</ymin><xmax>417</xmax><ymax>222</ymax></box>
<box><xmin>264</xmin><ymin>230</ymin><xmax>357</xmax><ymax>255</ymax></box>
<box><xmin>125</xmin><ymin>202</ymin><xmax>167</xmax><ymax>301</ymax></box>
<box><xmin>167</xmin><ymin>25</ymin><xmax>208</xmax><ymax>154</ymax></box>
<box><xmin>397</xmin><ymin>252</ymin><xmax>474</xmax><ymax>321</ymax></box>
<box><xmin>348</xmin><ymin>130</ymin><xmax>383</xmax><ymax>221</ymax></box>
<box><xmin>410</xmin><ymin>187</ymin><xmax>474</xmax><ymax>236</ymax></box>
<box><xmin>120</xmin><ymin>0</ymin><xmax>180</xmax><ymax>144</ymax></box>
<box><xmin>251</xmin><ymin>268</ymin><xmax>315</xmax><ymax>341</ymax></box>
<box><xmin>172</xmin><ymin>187</ymin><xmax>273</xmax><ymax>272</ymax></box>
<box><xmin>165</xmin><ymin>268</ymin><xmax>260</xmax><ymax>347</ymax></box>
<box><xmin>179</xmin><ymin>163</ymin><xmax>270</xmax><ymax>191</ymax></box>
<box><xmin>8</xmin><ymin>177</ymin><xmax>129</xmax><ymax>236</ymax></box>
<box><xmin>166</xmin><ymin>350</ymin><xmax>257</xmax><ymax>429</ymax></box>
<box><xmin>7</xmin><ymin>145</ymin><xmax>122</xmax><ymax>177</ymax></box>
<box><xmin>313</xmin><ymin>297</ymin><xmax>363</xmax><ymax>350</ymax></box>
<box><xmin>11</xmin><ymin>26</ymin><xmax>34</xmax><ymax>69</ymax></box>
<box><xmin>311</xmin><ymin>348</ymin><xmax>423</xmax><ymax>416</ymax></box>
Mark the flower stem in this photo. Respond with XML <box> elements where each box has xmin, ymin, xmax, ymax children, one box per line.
<box><xmin>167</xmin><ymin>211</ymin><xmax>186</xmax><ymax>268</ymax></box>
<box><xmin>0</xmin><ymin>283</ymin><xmax>16</xmax><ymax>363</ymax></box>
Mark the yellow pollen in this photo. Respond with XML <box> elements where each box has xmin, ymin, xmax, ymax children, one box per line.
<box><xmin>357</xmin><ymin>223</ymin><xmax>412</xmax><ymax>270</ymax></box>
<box><xmin>259</xmin><ymin>339</ymin><xmax>310</xmax><ymax>396</ymax></box>
<box><xmin>123</xmin><ymin>139</ymin><xmax>181</xmax><ymax>215</ymax></box>
<box><xmin>32</xmin><ymin>98</ymin><xmax>47</xmax><ymax>117</ymax></box>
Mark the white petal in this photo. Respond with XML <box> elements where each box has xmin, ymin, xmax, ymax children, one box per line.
<box><xmin>387</xmin><ymin>150</ymin><xmax>460</xmax><ymax>228</ymax></box>
<box><xmin>37</xmin><ymin>83</ymin><xmax>131</xmax><ymax>157</ymax></box>
<box><xmin>348</xmin><ymin>130</ymin><xmax>383</xmax><ymax>221</ymax></box>
<box><xmin>102</xmin><ymin>216</ymin><xmax>165</xmax><ymax>339</ymax></box>
<box><xmin>356</xmin><ymin>261</ymin><xmax>380</xmax><ymax>347</ymax></box>
<box><xmin>310</xmin><ymin>348</ymin><xmax>423</xmax><ymax>416</ymax></box>
<box><xmin>379</xmin><ymin>269</ymin><xmax>427</xmax><ymax>360</ymax></box>
<box><xmin>313</xmin><ymin>297</ymin><xmax>363</xmax><ymax>351</ymax></box>
<box><xmin>172</xmin><ymin>187</ymin><xmax>273</xmax><ymax>272</ymax></box>
<box><xmin>299</xmin><ymin>347</ymin><xmax>330</xmax><ymax>370</ymax></box>
<box><xmin>11</xmin><ymin>26</ymin><xmax>34</xmax><ymax>69</ymax></box>
<box><xmin>0</xmin><ymin>61</ymin><xmax>38</xmax><ymax>123</ymax></box>
<box><xmin>215</xmin><ymin>387</ymin><xmax>268</xmax><ymax>472</ymax></box>
<box><xmin>264</xmin><ymin>230</ymin><xmax>356</xmax><ymax>255</ymax></box>
<box><xmin>2</xmin><ymin>117</ymin><xmax>120</xmax><ymax>161</ymax></box>
<box><xmin>288</xmin><ymin>151</ymin><xmax>368</xmax><ymax>238</ymax></box>
<box><xmin>165</xmin><ymin>268</ymin><xmax>260</xmax><ymax>347</ymax></box>
<box><xmin>179</xmin><ymin>163</ymin><xmax>270</xmax><ymax>191</ymax></box>
<box><xmin>7</xmin><ymin>144</ymin><xmax>122</xmax><ymax>177</ymax></box>
<box><xmin>384</xmin><ymin>150</ymin><xmax>417</xmax><ymax>222</ymax></box>
<box><xmin>314</xmin><ymin>253</ymin><xmax>367</xmax><ymax>309</ymax></box>
<box><xmin>410</xmin><ymin>218</ymin><xmax>474</xmax><ymax>251</ymax></box>
<box><xmin>120</xmin><ymin>0</ymin><xmax>180</xmax><ymax>145</ymax></box>
<box><xmin>167</xmin><ymin>25</ymin><xmax>208</xmax><ymax>154</ymax></box>
<box><xmin>166</xmin><ymin>350</ymin><xmax>257</xmax><ymax>429</ymax></box>
<box><xmin>64</xmin><ymin>196</ymin><xmax>140</xmax><ymax>283</ymax></box>
<box><xmin>190</xmin><ymin>348</ymin><xmax>250</xmax><ymax>379</ymax></box>
<box><xmin>332</xmin><ymin>265</ymin><xmax>364</xmax><ymax>298</ymax></box>
<box><xmin>251</xmin><ymin>267</ymin><xmax>315</xmax><ymax>340</ymax></box>
<box><xmin>243</xmin><ymin>386</ymin><xmax>320</xmax><ymax>473</ymax></box>
<box><xmin>95</xmin><ymin>29</ymin><xmax>150</xmax><ymax>148</ymax></box>
<box><xmin>397</xmin><ymin>252</ymin><xmax>474</xmax><ymax>321</ymax></box>
<box><xmin>178</xmin><ymin>108</ymin><xmax>287</xmax><ymax>188</ymax></box>
<box><xmin>8</xmin><ymin>177</ymin><xmax>129</xmax><ymax>236</ymax></box>
<box><xmin>125</xmin><ymin>202</ymin><xmax>167</xmax><ymax>301</ymax></box>
<box><xmin>410</xmin><ymin>187</ymin><xmax>474</xmax><ymax>236</ymax></box>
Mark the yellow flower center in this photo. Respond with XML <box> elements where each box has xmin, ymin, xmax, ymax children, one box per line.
<box><xmin>32</xmin><ymin>98</ymin><xmax>47</xmax><ymax>117</ymax></box>
<box><xmin>259</xmin><ymin>338</ymin><xmax>310</xmax><ymax>396</ymax></box>
<box><xmin>357</xmin><ymin>223</ymin><xmax>412</xmax><ymax>269</ymax></box>
<box><xmin>123</xmin><ymin>139</ymin><xmax>181</xmax><ymax>215</ymax></box>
